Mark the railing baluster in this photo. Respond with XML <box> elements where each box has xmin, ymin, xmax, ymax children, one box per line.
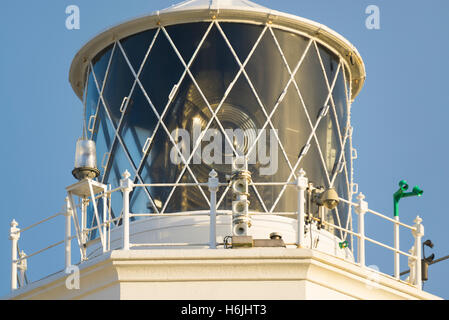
<box><xmin>64</xmin><ymin>197</ymin><xmax>72</xmax><ymax>269</ymax></box>
<box><xmin>208</xmin><ymin>170</ymin><xmax>219</xmax><ymax>249</ymax></box>
<box><xmin>355</xmin><ymin>193</ymin><xmax>368</xmax><ymax>267</ymax></box>
<box><xmin>413</xmin><ymin>216</ymin><xmax>424</xmax><ymax>289</ymax></box>
<box><xmin>9</xmin><ymin>220</ymin><xmax>20</xmax><ymax>291</ymax></box>
<box><xmin>18</xmin><ymin>250</ymin><xmax>27</xmax><ymax>288</ymax></box>
<box><xmin>121</xmin><ymin>170</ymin><xmax>133</xmax><ymax>250</ymax></box>
<box><xmin>394</xmin><ymin>216</ymin><xmax>400</xmax><ymax>279</ymax></box>
<box><xmin>102</xmin><ymin>186</ymin><xmax>107</xmax><ymax>253</ymax></box>
<box><xmin>296</xmin><ymin>169</ymin><xmax>308</xmax><ymax>247</ymax></box>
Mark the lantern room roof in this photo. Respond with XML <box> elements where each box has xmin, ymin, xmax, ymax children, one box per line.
<box><xmin>160</xmin><ymin>0</ymin><xmax>270</xmax><ymax>13</ymax></box>
<box><xmin>69</xmin><ymin>0</ymin><xmax>365</xmax><ymax>101</ymax></box>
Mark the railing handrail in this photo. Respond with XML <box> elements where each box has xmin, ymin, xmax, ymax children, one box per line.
<box><xmin>9</xmin><ymin>169</ymin><xmax>424</xmax><ymax>292</ymax></box>
<box><xmin>339</xmin><ymin>197</ymin><xmax>417</xmax><ymax>231</ymax></box>
<box><xmin>15</xmin><ymin>212</ymin><xmax>63</xmax><ymax>235</ymax></box>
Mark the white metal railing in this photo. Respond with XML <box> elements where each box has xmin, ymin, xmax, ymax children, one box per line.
<box><xmin>9</xmin><ymin>168</ymin><xmax>425</xmax><ymax>292</ymax></box>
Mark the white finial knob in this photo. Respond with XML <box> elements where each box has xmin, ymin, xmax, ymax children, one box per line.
<box><xmin>209</xmin><ymin>169</ymin><xmax>218</xmax><ymax>178</ymax></box>
<box><xmin>296</xmin><ymin>168</ymin><xmax>308</xmax><ymax>190</ymax></box>
<box><xmin>123</xmin><ymin>170</ymin><xmax>131</xmax><ymax>180</ymax></box>
<box><xmin>10</xmin><ymin>219</ymin><xmax>18</xmax><ymax>228</ymax></box>
<box><xmin>355</xmin><ymin>192</ymin><xmax>368</xmax><ymax>214</ymax></box>
<box><xmin>414</xmin><ymin>215</ymin><xmax>422</xmax><ymax>225</ymax></box>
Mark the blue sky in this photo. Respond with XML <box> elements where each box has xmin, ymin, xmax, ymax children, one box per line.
<box><xmin>1</xmin><ymin>0</ymin><xmax>448</xmax><ymax>299</ymax></box>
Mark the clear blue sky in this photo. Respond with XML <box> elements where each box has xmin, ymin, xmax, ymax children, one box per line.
<box><xmin>1</xmin><ymin>0</ymin><xmax>448</xmax><ymax>299</ymax></box>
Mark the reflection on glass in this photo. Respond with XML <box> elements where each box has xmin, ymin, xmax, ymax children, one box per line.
<box><xmin>92</xmin><ymin>44</ymin><xmax>114</xmax><ymax>90</ymax></box>
<box><xmin>121</xmin><ymin>29</ymin><xmax>157</xmax><ymax>73</ymax></box>
<box><xmin>331</xmin><ymin>65</ymin><xmax>349</xmax><ymax>138</ymax></box>
<box><xmin>85</xmin><ymin>72</ymin><xmax>99</xmax><ymax>140</ymax></box>
<box><xmin>93</xmin><ymin>102</ymin><xmax>115</xmax><ymax>178</ymax></box>
<box><xmin>102</xmin><ymin>48</ymin><xmax>135</xmax><ymax>128</ymax></box>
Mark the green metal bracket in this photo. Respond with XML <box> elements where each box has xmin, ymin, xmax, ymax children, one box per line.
<box><xmin>393</xmin><ymin>180</ymin><xmax>423</xmax><ymax>217</ymax></box>
<box><xmin>339</xmin><ymin>241</ymin><xmax>348</xmax><ymax>249</ymax></box>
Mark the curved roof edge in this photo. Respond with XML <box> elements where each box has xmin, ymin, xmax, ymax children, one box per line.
<box><xmin>69</xmin><ymin>2</ymin><xmax>366</xmax><ymax>102</ymax></box>
<box><xmin>159</xmin><ymin>0</ymin><xmax>271</xmax><ymax>13</ymax></box>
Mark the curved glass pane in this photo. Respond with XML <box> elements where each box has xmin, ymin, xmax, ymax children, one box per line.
<box><xmin>315</xmin><ymin>107</ymin><xmax>341</xmax><ymax>177</ymax></box>
<box><xmin>245</xmin><ymin>28</ymin><xmax>290</xmax><ymax>115</ymax></box>
<box><xmin>121</xmin><ymin>29</ymin><xmax>157</xmax><ymax>73</ymax></box>
<box><xmin>85</xmin><ymin>72</ymin><xmax>100</xmax><ymax>140</ymax></box>
<box><xmin>189</xmin><ymin>23</ymin><xmax>240</xmax><ymax>110</ymax></box>
<box><xmin>332</xmin><ymin>65</ymin><xmax>349</xmax><ymax>138</ymax></box>
<box><xmin>272</xmin><ymin>28</ymin><xmax>310</xmax><ymax>71</ymax></box>
<box><xmin>93</xmin><ymin>101</ymin><xmax>115</xmax><ymax>179</ymax></box>
<box><xmin>102</xmin><ymin>49</ymin><xmax>135</xmax><ymax>128</ymax></box>
<box><xmin>317</xmin><ymin>46</ymin><xmax>339</xmax><ymax>90</ymax></box>
<box><xmin>92</xmin><ymin>44</ymin><xmax>114</xmax><ymax>90</ymax></box>
<box><xmin>166</xmin><ymin>22</ymin><xmax>211</xmax><ymax>63</ymax></box>
<box><xmin>119</xmin><ymin>84</ymin><xmax>158</xmax><ymax>168</ymax></box>
<box><xmin>295</xmin><ymin>41</ymin><xmax>329</xmax><ymax>120</ymax></box>
<box><xmin>139</xmin><ymin>26</ymin><xmax>185</xmax><ymax>115</ymax></box>
<box><xmin>334</xmin><ymin>167</ymin><xmax>350</xmax><ymax>239</ymax></box>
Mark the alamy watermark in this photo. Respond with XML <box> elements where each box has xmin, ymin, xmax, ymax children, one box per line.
<box><xmin>170</xmin><ymin>127</ymin><xmax>279</xmax><ymax>176</ymax></box>
<box><xmin>65</xmin><ymin>265</ymin><xmax>80</xmax><ymax>290</ymax></box>
<box><xmin>66</xmin><ymin>5</ymin><xmax>80</xmax><ymax>30</ymax></box>
<box><xmin>365</xmin><ymin>5</ymin><xmax>380</xmax><ymax>30</ymax></box>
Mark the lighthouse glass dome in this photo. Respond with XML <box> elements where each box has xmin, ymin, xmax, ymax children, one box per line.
<box><xmin>82</xmin><ymin>19</ymin><xmax>355</xmax><ymax>240</ymax></box>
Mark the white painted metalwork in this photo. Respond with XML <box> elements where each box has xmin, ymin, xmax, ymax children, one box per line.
<box><xmin>394</xmin><ymin>215</ymin><xmax>400</xmax><ymax>279</ymax></box>
<box><xmin>355</xmin><ymin>192</ymin><xmax>368</xmax><ymax>267</ymax></box>
<box><xmin>17</xmin><ymin>251</ymin><xmax>27</xmax><ymax>288</ymax></box>
<box><xmin>413</xmin><ymin>216</ymin><xmax>424</xmax><ymax>287</ymax></box>
<box><xmin>9</xmin><ymin>220</ymin><xmax>19</xmax><ymax>291</ymax></box>
<box><xmin>9</xmin><ymin>168</ymin><xmax>425</xmax><ymax>292</ymax></box>
<box><xmin>208</xmin><ymin>170</ymin><xmax>219</xmax><ymax>248</ymax></box>
<box><xmin>66</xmin><ymin>178</ymin><xmax>108</xmax><ymax>261</ymax></box>
<box><xmin>296</xmin><ymin>169</ymin><xmax>308</xmax><ymax>247</ymax></box>
<box><xmin>64</xmin><ymin>197</ymin><xmax>72</xmax><ymax>269</ymax></box>
<box><xmin>120</xmin><ymin>170</ymin><xmax>133</xmax><ymax>250</ymax></box>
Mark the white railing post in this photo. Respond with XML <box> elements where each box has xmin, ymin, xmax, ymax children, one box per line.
<box><xmin>64</xmin><ymin>197</ymin><xmax>72</xmax><ymax>269</ymax></box>
<box><xmin>355</xmin><ymin>192</ymin><xmax>368</xmax><ymax>267</ymax></box>
<box><xmin>407</xmin><ymin>246</ymin><xmax>416</xmax><ymax>285</ymax></box>
<box><xmin>108</xmin><ymin>186</ymin><xmax>112</xmax><ymax>251</ymax></box>
<box><xmin>412</xmin><ymin>216</ymin><xmax>424</xmax><ymax>289</ymax></box>
<box><xmin>394</xmin><ymin>216</ymin><xmax>400</xmax><ymax>279</ymax></box>
<box><xmin>102</xmin><ymin>186</ymin><xmax>108</xmax><ymax>253</ymax></box>
<box><xmin>80</xmin><ymin>198</ymin><xmax>89</xmax><ymax>254</ymax></box>
<box><xmin>9</xmin><ymin>219</ymin><xmax>20</xmax><ymax>291</ymax></box>
<box><xmin>120</xmin><ymin>170</ymin><xmax>133</xmax><ymax>250</ymax></box>
<box><xmin>295</xmin><ymin>169</ymin><xmax>308</xmax><ymax>247</ymax></box>
<box><xmin>208</xmin><ymin>169</ymin><xmax>219</xmax><ymax>249</ymax></box>
<box><xmin>18</xmin><ymin>250</ymin><xmax>27</xmax><ymax>287</ymax></box>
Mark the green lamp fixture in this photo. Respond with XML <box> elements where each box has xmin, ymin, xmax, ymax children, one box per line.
<box><xmin>393</xmin><ymin>180</ymin><xmax>423</xmax><ymax>217</ymax></box>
